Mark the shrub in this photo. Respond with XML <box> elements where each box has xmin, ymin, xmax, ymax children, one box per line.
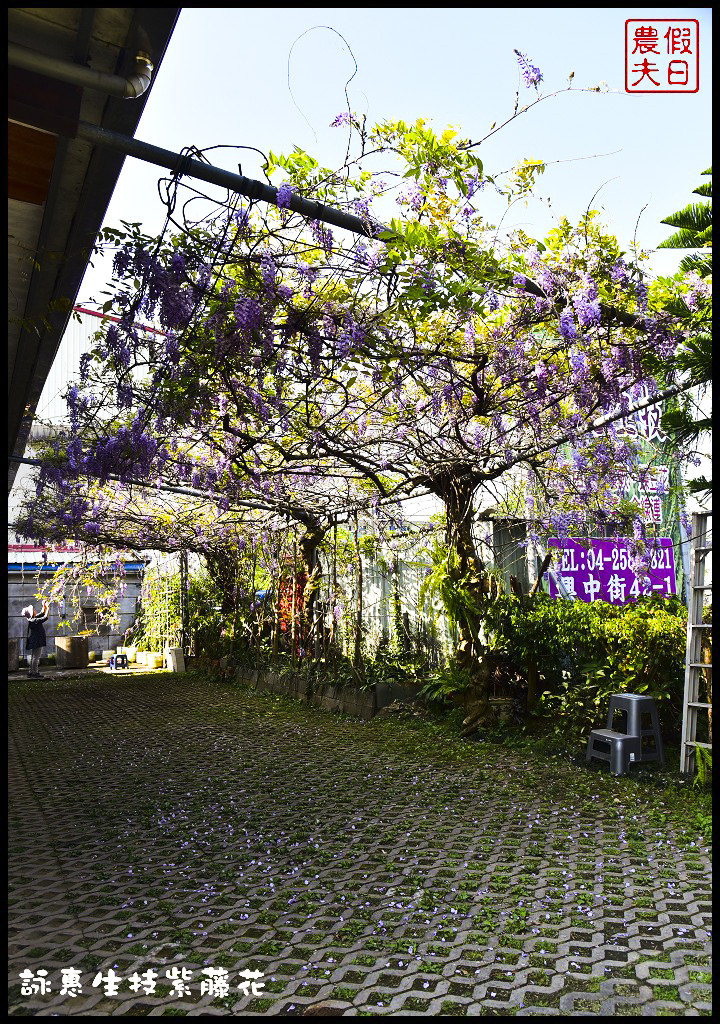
<box><xmin>483</xmin><ymin>594</ymin><xmax>687</xmax><ymax>742</ymax></box>
<box><xmin>417</xmin><ymin>663</ymin><xmax>475</xmax><ymax>706</ymax></box>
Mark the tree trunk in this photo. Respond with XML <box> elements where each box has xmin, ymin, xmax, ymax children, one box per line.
<box><xmin>205</xmin><ymin>548</ymin><xmax>238</xmax><ymax>616</ymax></box>
<box><xmin>515</xmin><ymin>554</ymin><xmax>552</xmax><ymax>709</ymax></box>
<box><xmin>392</xmin><ymin>554</ymin><xmax>407</xmax><ymax>654</ymax></box>
<box><xmin>527</xmin><ymin>662</ymin><xmax>538</xmax><ymax>709</ymax></box>
<box><xmin>291</xmin><ymin>535</ymin><xmax>297</xmax><ymax>665</ymax></box>
<box><xmin>431</xmin><ymin>471</ymin><xmax>491</xmax><ymax>707</ymax></box>
<box><xmin>353</xmin><ymin>512</ymin><xmax>363</xmax><ymax>670</ymax></box>
<box><xmin>299</xmin><ymin>524</ymin><xmax>325</xmax><ymax>660</ymax></box>
<box><xmin>332</xmin><ymin>517</ymin><xmax>338</xmax><ymax>677</ymax></box>
<box><xmin>272</xmin><ymin>583</ymin><xmax>281</xmax><ymax>659</ymax></box>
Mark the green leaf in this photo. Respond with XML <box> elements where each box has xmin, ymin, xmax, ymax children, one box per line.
<box><xmin>660</xmin><ymin>201</ymin><xmax>712</xmax><ymax>235</ymax></box>
<box><xmin>658</xmin><ymin>227</ymin><xmax>707</xmax><ymax>249</ymax></box>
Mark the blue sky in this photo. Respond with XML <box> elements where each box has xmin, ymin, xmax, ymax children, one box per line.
<box><xmin>80</xmin><ymin>7</ymin><xmax>712</xmax><ymax>303</ymax></box>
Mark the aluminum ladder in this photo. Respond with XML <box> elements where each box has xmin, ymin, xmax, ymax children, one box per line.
<box><xmin>680</xmin><ymin>511</ymin><xmax>712</xmax><ymax>774</ymax></box>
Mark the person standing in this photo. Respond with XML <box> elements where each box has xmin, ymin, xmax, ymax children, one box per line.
<box><xmin>22</xmin><ymin>600</ymin><xmax>50</xmax><ymax>679</ymax></box>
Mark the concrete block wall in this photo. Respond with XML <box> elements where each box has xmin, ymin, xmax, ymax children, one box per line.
<box><xmin>7</xmin><ymin>574</ymin><xmax>142</xmax><ymax>660</ymax></box>
<box><xmin>233</xmin><ymin>665</ymin><xmax>421</xmax><ymax>721</ymax></box>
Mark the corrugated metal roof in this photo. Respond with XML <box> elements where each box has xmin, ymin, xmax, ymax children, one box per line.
<box><xmin>8</xmin><ymin>562</ymin><xmax>146</xmax><ymax>573</ymax></box>
<box><xmin>8</xmin><ymin>8</ymin><xmax>180</xmax><ymax>490</ymax></box>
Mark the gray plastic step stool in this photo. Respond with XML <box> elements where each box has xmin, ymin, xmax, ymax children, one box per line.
<box><xmin>109</xmin><ymin>653</ymin><xmax>128</xmax><ymax>670</ymax></box>
<box><xmin>586</xmin><ymin>729</ymin><xmax>641</xmax><ymax>775</ymax></box>
<box><xmin>606</xmin><ymin>693</ymin><xmax>664</xmax><ymax>766</ymax></box>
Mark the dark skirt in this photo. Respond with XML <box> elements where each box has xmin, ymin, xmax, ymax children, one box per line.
<box><xmin>26</xmin><ymin>622</ymin><xmax>47</xmax><ymax>650</ymax></box>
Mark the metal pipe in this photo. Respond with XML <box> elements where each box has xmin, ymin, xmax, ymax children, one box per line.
<box><xmin>8</xmin><ymin>42</ymin><xmax>154</xmax><ymax>99</ymax></box>
<box><xmin>76</xmin><ymin>121</ymin><xmax>386</xmax><ymax>238</ymax></box>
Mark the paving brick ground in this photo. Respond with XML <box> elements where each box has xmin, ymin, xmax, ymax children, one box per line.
<box><xmin>8</xmin><ymin>673</ymin><xmax>712</xmax><ymax>1016</ymax></box>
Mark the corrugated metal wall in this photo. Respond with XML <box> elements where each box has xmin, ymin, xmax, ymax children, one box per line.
<box><xmin>33</xmin><ymin>310</ymin><xmax>100</xmax><ymax>425</ymax></box>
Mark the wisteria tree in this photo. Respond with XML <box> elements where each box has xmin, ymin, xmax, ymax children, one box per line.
<box><xmin>16</xmin><ymin>51</ymin><xmax>701</xmax><ymax>697</ymax></box>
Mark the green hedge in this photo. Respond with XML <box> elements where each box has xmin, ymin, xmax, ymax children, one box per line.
<box><xmin>483</xmin><ymin>594</ymin><xmax>688</xmax><ymax>742</ymax></box>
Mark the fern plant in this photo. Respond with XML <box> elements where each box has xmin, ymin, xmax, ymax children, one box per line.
<box><xmin>693</xmin><ymin>745</ymin><xmax>713</xmax><ymax>790</ymax></box>
<box><xmin>418</xmin><ymin>539</ymin><xmax>501</xmax><ymax>637</ymax></box>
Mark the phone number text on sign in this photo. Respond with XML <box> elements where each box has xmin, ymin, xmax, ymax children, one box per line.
<box><xmin>546</xmin><ymin>538</ymin><xmax>676</xmax><ymax>605</ymax></box>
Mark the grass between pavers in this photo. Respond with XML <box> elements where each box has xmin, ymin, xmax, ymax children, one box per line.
<box><xmin>8</xmin><ymin>670</ymin><xmax>711</xmax><ymax>1016</ymax></box>
<box><xmin>8</xmin><ymin>667</ymin><xmax>711</xmax><ymax>844</ymax></box>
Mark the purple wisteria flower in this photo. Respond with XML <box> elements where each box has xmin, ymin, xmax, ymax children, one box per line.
<box><xmin>484</xmin><ymin>289</ymin><xmax>500</xmax><ymax>312</ymax></box>
<box><xmin>170</xmin><ymin>251</ymin><xmax>186</xmax><ymax>282</ymax></box>
<box><xmin>159</xmin><ymin>286</ymin><xmax>194</xmax><ymax>330</ymax></box>
<box><xmin>462</xmin><ymin>172</ymin><xmax>484</xmax><ymax>199</ymax></box>
<box><xmin>234</xmin><ymin>296</ymin><xmax>265</xmax><ymax>336</ymax></box>
<box><xmin>165</xmin><ymin>334</ymin><xmax>180</xmax><ymax>364</ymax></box>
<box><xmin>573</xmin><ymin>292</ymin><xmax>602</xmax><ymax>328</ymax></box>
<box><xmin>610</xmin><ymin>260</ymin><xmax>630</xmax><ymax>285</ymax></box>
<box><xmin>396</xmin><ymin>182</ymin><xmax>424</xmax><ymax>212</ymax></box>
<box><xmin>514</xmin><ymin>50</ymin><xmax>543</xmax><ymax>88</ymax></box>
<box><xmin>297</xmin><ymin>262</ymin><xmax>320</xmax><ymax>286</ymax></box>
<box><xmin>685</xmin><ymin>271</ymin><xmax>711</xmax><ymax>309</ymax></box>
<box><xmin>417</xmin><ymin>263</ymin><xmax>436</xmax><ymax>295</ymax></box>
<box><xmin>260</xmin><ymin>250</ymin><xmax>276</xmax><ymax>294</ymax></box>
<box><xmin>114</xmin><ymin>381</ymin><xmax>131</xmax><ymax>408</ymax></box>
<box><xmin>680</xmin><ymin>511</ymin><xmax>693</xmax><ymax>539</ymax></box>
<box><xmin>337</xmin><ymin>315</ymin><xmax>365</xmax><ymax>359</ymax></box>
<box><xmin>276</xmin><ymin>182</ymin><xmax>294</xmax><ymax>210</ymax></box>
<box><xmin>79</xmin><ymin>352</ymin><xmax>92</xmax><ymax>378</ymax></box>
<box><xmin>570</xmin><ymin>349</ymin><xmax>588</xmax><ymax>375</ymax></box>
<box><xmin>309</xmin><ymin>219</ymin><xmax>333</xmax><ymax>255</ymax></box>
<box><xmin>536</xmin><ymin>266</ymin><xmax>558</xmax><ymax>295</ymax></box>
<box><xmin>355</xmin><ymin>242</ymin><xmax>383</xmax><ymax>272</ymax></box>
<box><xmin>535</xmin><ymin>363</ymin><xmax>548</xmax><ymax>397</ymax></box>
<box><xmin>112</xmin><ymin>244</ymin><xmax>139</xmax><ymax>279</ymax></box>
<box><xmin>635</xmin><ymin>279</ymin><xmax>648</xmax><ymax>310</ymax></box>
<box><xmin>353</xmin><ymin>197</ymin><xmax>372</xmax><ymax>220</ymax></box>
<box><xmin>559</xmin><ymin>309</ymin><xmax>577</xmax><ymax>339</ymax></box>
<box><xmin>330</xmin><ymin>111</ymin><xmax>352</xmax><ymax>127</ymax></box>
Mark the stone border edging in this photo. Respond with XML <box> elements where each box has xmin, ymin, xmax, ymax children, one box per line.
<box><xmin>236</xmin><ymin>666</ymin><xmax>378</xmax><ymax>720</ymax></box>
<box><xmin>217</xmin><ymin>664</ymin><xmax>425</xmax><ymax>721</ymax></box>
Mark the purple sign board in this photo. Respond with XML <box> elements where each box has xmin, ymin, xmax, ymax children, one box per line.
<box><xmin>546</xmin><ymin>538</ymin><xmax>676</xmax><ymax>605</ymax></box>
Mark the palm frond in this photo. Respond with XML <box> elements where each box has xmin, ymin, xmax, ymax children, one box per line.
<box><xmin>675</xmin><ymin>333</ymin><xmax>712</xmax><ymax>384</ymax></box>
<box><xmin>687</xmin><ymin>477</ymin><xmax>712</xmax><ymax>499</ymax></box>
<box><xmin>658</xmin><ymin>227</ymin><xmax>706</xmax><ymax>250</ymax></box>
<box><xmin>679</xmin><ymin>252</ymin><xmax>712</xmax><ymax>277</ymax></box>
<box><xmin>660</xmin><ymin>201</ymin><xmax>712</xmax><ymax>235</ymax></box>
